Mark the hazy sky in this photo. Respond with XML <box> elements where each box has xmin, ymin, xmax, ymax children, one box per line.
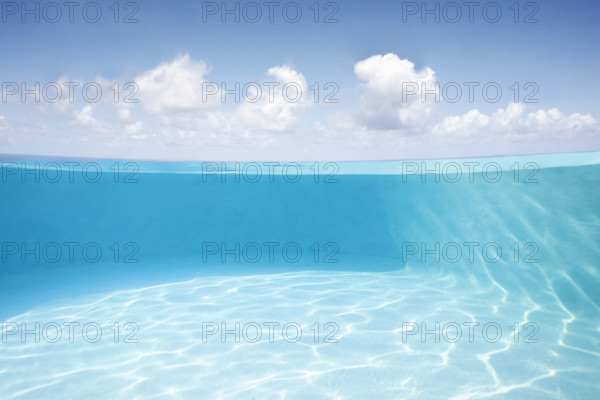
<box><xmin>0</xmin><ymin>0</ymin><xmax>599</xmax><ymax>160</ymax></box>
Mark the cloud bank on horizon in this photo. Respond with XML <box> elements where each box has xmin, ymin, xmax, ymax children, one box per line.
<box><xmin>1</xmin><ymin>52</ymin><xmax>597</xmax><ymax>160</ymax></box>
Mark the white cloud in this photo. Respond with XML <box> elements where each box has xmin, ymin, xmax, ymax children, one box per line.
<box><xmin>2</xmin><ymin>52</ymin><xmax>599</xmax><ymax>159</ymax></box>
<box><xmin>353</xmin><ymin>53</ymin><xmax>438</xmax><ymax>130</ymax></box>
<box><xmin>125</xmin><ymin>121</ymin><xmax>143</xmax><ymax>134</ymax></box>
<box><xmin>135</xmin><ymin>54</ymin><xmax>216</xmax><ymax>114</ymax></box>
<box><xmin>431</xmin><ymin>109</ymin><xmax>490</xmax><ymax>137</ymax></box>
<box><xmin>31</xmin><ymin>75</ymin><xmax>141</xmax><ymax>137</ymax></box>
<box><xmin>232</xmin><ymin>65</ymin><xmax>310</xmax><ymax>132</ymax></box>
<box><xmin>433</xmin><ymin>103</ymin><xmax>599</xmax><ymax>140</ymax></box>
<box><xmin>73</xmin><ymin>105</ymin><xmax>98</xmax><ymax>127</ymax></box>
<box><xmin>524</xmin><ymin>109</ymin><xmax>597</xmax><ymax>136</ymax></box>
<box><xmin>141</xmin><ymin>60</ymin><xmax>311</xmax><ymax>144</ymax></box>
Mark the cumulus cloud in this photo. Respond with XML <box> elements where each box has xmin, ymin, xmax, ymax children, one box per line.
<box><xmin>140</xmin><ymin>59</ymin><xmax>311</xmax><ymax>142</ymax></box>
<box><xmin>329</xmin><ymin>51</ymin><xmax>599</xmax><ymax>150</ymax></box>
<box><xmin>125</xmin><ymin>120</ymin><xmax>143</xmax><ymax>134</ymax></box>
<box><xmin>29</xmin><ymin>74</ymin><xmax>142</xmax><ymax>137</ymax></box>
<box><xmin>72</xmin><ymin>105</ymin><xmax>98</xmax><ymax>127</ymax></box>
<box><xmin>353</xmin><ymin>53</ymin><xmax>438</xmax><ymax>130</ymax></box>
<box><xmin>2</xmin><ymin>52</ymin><xmax>599</xmax><ymax>159</ymax></box>
<box><xmin>232</xmin><ymin>65</ymin><xmax>310</xmax><ymax>132</ymax></box>
<box><xmin>432</xmin><ymin>109</ymin><xmax>490</xmax><ymax>137</ymax></box>
<box><xmin>135</xmin><ymin>54</ymin><xmax>216</xmax><ymax>114</ymax></box>
<box><xmin>433</xmin><ymin>103</ymin><xmax>599</xmax><ymax>140</ymax></box>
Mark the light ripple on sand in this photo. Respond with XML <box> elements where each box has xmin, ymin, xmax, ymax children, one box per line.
<box><xmin>1</xmin><ymin>264</ymin><xmax>599</xmax><ymax>399</ymax></box>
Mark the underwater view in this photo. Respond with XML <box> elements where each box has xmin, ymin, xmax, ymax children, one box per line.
<box><xmin>1</xmin><ymin>152</ymin><xmax>599</xmax><ymax>399</ymax></box>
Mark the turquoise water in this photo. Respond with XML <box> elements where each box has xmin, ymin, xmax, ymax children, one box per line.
<box><xmin>1</xmin><ymin>153</ymin><xmax>599</xmax><ymax>399</ymax></box>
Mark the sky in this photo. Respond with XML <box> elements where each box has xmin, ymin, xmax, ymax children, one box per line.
<box><xmin>0</xmin><ymin>0</ymin><xmax>599</xmax><ymax>160</ymax></box>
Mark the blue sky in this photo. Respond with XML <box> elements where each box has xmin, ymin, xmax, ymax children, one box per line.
<box><xmin>0</xmin><ymin>0</ymin><xmax>599</xmax><ymax>160</ymax></box>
